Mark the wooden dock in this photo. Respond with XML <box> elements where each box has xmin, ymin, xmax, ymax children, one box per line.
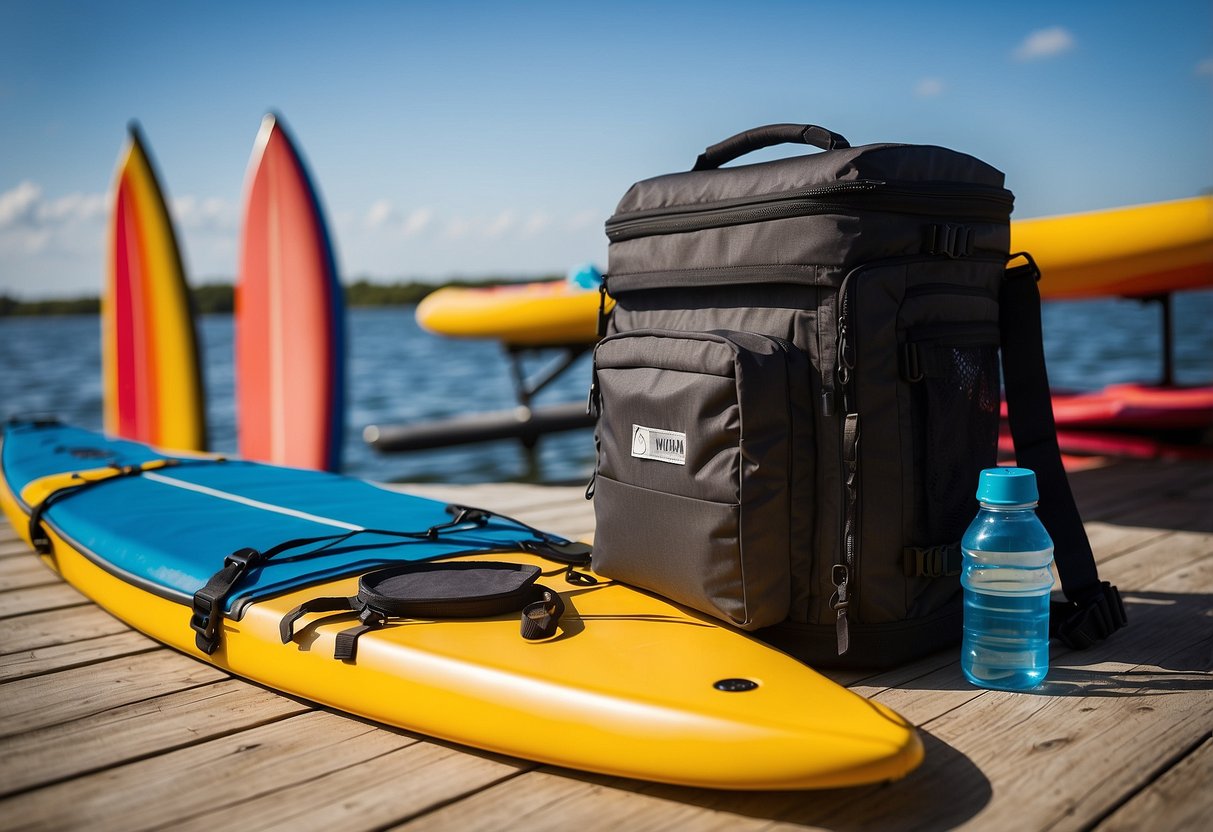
<box><xmin>1</xmin><ymin>459</ymin><xmax>1210</xmax><ymax>831</ymax></box>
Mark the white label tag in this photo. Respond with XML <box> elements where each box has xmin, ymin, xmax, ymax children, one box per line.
<box><xmin>631</xmin><ymin>424</ymin><xmax>686</xmax><ymax>465</ymax></box>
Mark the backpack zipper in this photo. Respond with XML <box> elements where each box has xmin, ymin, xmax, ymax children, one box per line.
<box><xmin>605</xmin><ymin>180</ymin><xmax>1012</xmax><ymax>242</ymax></box>
<box><xmin>904</xmin><ymin>282</ymin><xmax>998</xmax><ymax>300</ymax></box>
<box><xmin>833</xmin><ymin>273</ymin><xmax>862</xmax><ymax>656</ymax></box>
<box><xmin>831</xmin><ymin>255</ymin><xmax>1005</xmax><ymax>654</ymax></box>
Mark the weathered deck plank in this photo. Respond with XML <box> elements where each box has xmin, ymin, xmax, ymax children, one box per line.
<box><xmin>0</xmin><ymin>582</ymin><xmax>89</xmax><ymax>619</ymax></box>
<box><xmin>0</xmin><ymin>604</ymin><xmax>134</xmax><ymax>653</ymax></box>
<box><xmin>0</xmin><ymin>458</ymin><xmax>1208</xmax><ymax>831</ymax></box>
<box><xmin>0</xmin><ymin>650</ymin><xmax>229</xmax><ymax>739</ymax></box>
<box><xmin>1096</xmin><ymin>737</ymin><xmax>1213</xmax><ymax>831</ymax></box>
<box><xmin>170</xmin><ymin>742</ymin><xmax>532</xmax><ymax>832</ymax></box>
<box><xmin>0</xmin><ymin>678</ymin><xmax>311</xmax><ymax>799</ymax></box>
<box><xmin>0</xmin><ymin>712</ymin><xmax>417</xmax><ymax>830</ymax></box>
<box><xmin>0</xmin><ymin>556</ymin><xmax>62</xmax><ymax>591</ymax></box>
<box><xmin>0</xmin><ymin>628</ymin><xmax>157</xmax><ymax>682</ymax></box>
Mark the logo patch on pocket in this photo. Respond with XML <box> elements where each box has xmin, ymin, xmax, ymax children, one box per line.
<box><xmin>631</xmin><ymin>425</ymin><xmax>686</xmax><ymax>465</ymax></box>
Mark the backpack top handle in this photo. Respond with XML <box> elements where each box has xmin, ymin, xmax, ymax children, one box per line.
<box><xmin>691</xmin><ymin>123</ymin><xmax>851</xmax><ymax>171</ymax></box>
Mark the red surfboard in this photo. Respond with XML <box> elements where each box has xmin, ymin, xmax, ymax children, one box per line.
<box><xmin>236</xmin><ymin>114</ymin><xmax>344</xmax><ymax>471</ymax></box>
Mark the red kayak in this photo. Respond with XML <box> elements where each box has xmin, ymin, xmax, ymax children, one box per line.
<box><xmin>1000</xmin><ymin>428</ymin><xmax>1213</xmax><ymax>467</ymax></box>
<box><xmin>999</xmin><ymin>383</ymin><xmax>1213</xmax><ymax>469</ymax></box>
<box><xmin>1004</xmin><ymin>383</ymin><xmax>1213</xmax><ymax>432</ymax></box>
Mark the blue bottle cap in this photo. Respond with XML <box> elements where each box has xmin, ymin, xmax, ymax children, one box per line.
<box><xmin>976</xmin><ymin>467</ymin><xmax>1039</xmax><ymax>506</ymax></box>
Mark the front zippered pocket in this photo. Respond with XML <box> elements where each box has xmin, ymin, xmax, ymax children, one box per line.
<box><xmin>606</xmin><ymin>179</ymin><xmax>1013</xmax><ymax>242</ymax></box>
<box><xmin>590</xmin><ymin>328</ymin><xmax>813</xmax><ymax>630</ymax></box>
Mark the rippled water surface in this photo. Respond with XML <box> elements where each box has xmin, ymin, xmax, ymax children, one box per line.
<box><xmin>2</xmin><ymin>292</ymin><xmax>1209</xmax><ymax>483</ymax></box>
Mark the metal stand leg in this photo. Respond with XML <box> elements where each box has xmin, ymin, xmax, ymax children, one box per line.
<box><xmin>1141</xmin><ymin>293</ymin><xmax>1175</xmax><ymax>387</ymax></box>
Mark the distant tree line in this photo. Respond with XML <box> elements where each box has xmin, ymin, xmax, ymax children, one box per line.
<box><xmin>0</xmin><ymin>275</ymin><xmax>562</xmax><ymax>317</ymax></box>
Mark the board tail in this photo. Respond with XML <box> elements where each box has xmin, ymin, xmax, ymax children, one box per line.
<box><xmin>104</xmin><ymin>122</ymin><xmax>208</xmax><ymax>452</ymax></box>
<box><xmin>236</xmin><ymin>113</ymin><xmax>345</xmax><ymax>472</ymax></box>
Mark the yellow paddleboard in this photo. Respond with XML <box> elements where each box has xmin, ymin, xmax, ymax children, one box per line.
<box><xmin>1</xmin><ymin>421</ymin><xmax>922</xmax><ymax>791</ymax></box>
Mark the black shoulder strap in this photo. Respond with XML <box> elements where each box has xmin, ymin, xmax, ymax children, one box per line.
<box><xmin>1000</xmin><ymin>255</ymin><xmax>1128</xmax><ymax>649</ymax></box>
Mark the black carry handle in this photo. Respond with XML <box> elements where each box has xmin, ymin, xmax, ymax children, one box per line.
<box><xmin>691</xmin><ymin>123</ymin><xmax>850</xmax><ymax>171</ymax></box>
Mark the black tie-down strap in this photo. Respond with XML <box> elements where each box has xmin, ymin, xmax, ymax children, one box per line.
<box><xmin>279</xmin><ymin>561</ymin><xmax>565</xmax><ymax>660</ymax></box>
<box><xmin>190</xmin><ymin>503</ymin><xmax>591</xmax><ymax>655</ymax></box>
<box><xmin>28</xmin><ymin>458</ymin><xmax>184</xmax><ymax>555</ymax></box>
<box><xmin>1000</xmin><ymin>254</ymin><xmax>1128</xmax><ymax>650</ymax></box>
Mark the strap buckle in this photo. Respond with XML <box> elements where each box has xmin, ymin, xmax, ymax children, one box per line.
<box><xmin>927</xmin><ymin>224</ymin><xmax>974</xmax><ymax>258</ymax></box>
<box><xmin>190</xmin><ymin>547</ymin><xmax>262</xmax><ymax>655</ymax></box>
<box><xmin>224</xmin><ymin>547</ymin><xmax>262</xmax><ymax>571</ymax></box>
<box><xmin>1054</xmin><ymin>581</ymin><xmax>1127</xmax><ymax>649</ymax></box>
<box><xmin>189</xmin><ymin>585</ymin><xmax>223</xmax><ymax>655</ymax></box>
<box><xmin>904</xmin><ymin>543</ymin><xmax>962</xmax><ymax>578</ymax></box>
<box><xmin>425</xmin><ymin>504</ymin><xmax>490</xmax><ymax>539</ymax></box>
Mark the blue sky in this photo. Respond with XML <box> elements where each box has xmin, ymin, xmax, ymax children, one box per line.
<box><xmin>2</xmin><ymin>0</ymin><xmax>1210</xmax><ymax>297</ymax></box>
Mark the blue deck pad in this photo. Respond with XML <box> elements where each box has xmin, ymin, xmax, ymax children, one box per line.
<box><xmin>1</xmin><ymin>422</ymin><xmax>563</xmax><ymax>613</ymax></box>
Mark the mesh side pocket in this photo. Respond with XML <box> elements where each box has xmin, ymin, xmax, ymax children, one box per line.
<box><xmin>908</xmin><ymin>334</ymin><xmax>1001</xmax><ymax>545</ymax></box>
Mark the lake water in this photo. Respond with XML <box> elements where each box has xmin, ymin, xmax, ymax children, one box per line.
<box><xmin>2</xmin><ymin>292</ymin><xmax>1210</xmax><ymax>483</ymax></box>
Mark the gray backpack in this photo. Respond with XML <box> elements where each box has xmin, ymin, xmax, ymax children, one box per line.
<box><xmin>588</xmin><ymin>124</ymin><xmax>1126</xmax><ymax>667</ymax></box>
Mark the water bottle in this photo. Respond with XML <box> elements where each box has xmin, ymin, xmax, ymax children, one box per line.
<box><xmin>961</xmin><ymin>467</ymin><xmax>1055</xmax><ymax>691</ymax></box>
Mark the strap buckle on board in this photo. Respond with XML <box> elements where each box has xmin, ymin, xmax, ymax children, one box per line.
<box><xmin>190</xmin><ymin>547</ymin><xmax>263</xmax><ymax>655</ymax></box>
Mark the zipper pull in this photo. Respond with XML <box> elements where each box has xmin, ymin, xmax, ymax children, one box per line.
<box><xmin>832</xmin><ymin>564</ymin><xmax>851</xmax><ymax>655</ymax></box>
<box><xmin>595</xmin><ymin>281</ymin><xmax>610</xmax><ymax>340</ymax></box>
<box><xmin>836</xmin><ymin>320</ymin><xmax>853</xmax><ymax>387</ymax></box>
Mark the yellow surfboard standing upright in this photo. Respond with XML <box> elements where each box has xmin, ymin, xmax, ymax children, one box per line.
<box><xmin>103</xmin><ymin>123</ymin><xmax>207</xmax><ymax>452</ymax></box>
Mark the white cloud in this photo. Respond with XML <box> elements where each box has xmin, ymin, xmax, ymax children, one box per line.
<box><xmin>484</xmin><ymin>209</ymin><xmax>517</xmax><ymax>238</ymax></box>
<box><xmin>0</xmin><ymin>181</ymin><xmax>108</xmax><ymax>258</ymax></box>
<box><xmin>364</xmin><ymin>198</ymin><xmax>397</xmax><ymax>230</ymax></box>
<box><xmin>172</xmin><ymin>195</ymin><xmax>237</xmax><ymax>232</ymax></box>
<box><xmin>564</xmin><ymin>209</ymin><xmax>598</xmax><ymax>231</ymax></box>
<box><xmin>521</xmin><ymin>211</ymin><xmax>552</xmax><ymax>237</ymax></box>
<box><xmin>0</xmin><ymin>181</ymin><xmax>249</xmax><ymax>292</ymax></box>
<box><xmin>1013</xmin><ymin>26</ymin><xmax>1076</xmax><ymax>61</ymax></box>
<box><xmin>443</xmin><ymin>215</ymin><xmax>474</xmax><ymax>240</ymax></box>
<box><xmin>1197</xmin><ymin>57</ymin><xmax>1213</xmax><ymax>77</ymax></box>
<box><xmin>914</xmin><ymin>78</ymin><xmax>945</xmax><ymax>98</ymax></box>
<box><xmin>362</xmin><ymin>202</ymin><xmax>435</xmax><ymax>239</ymax></box>
<box><xmin>42</xmin><ymin>191</ymin><xmax>107</xmax><ymax>223</ymax></box>
<box><xmin>0</xmin><ymin>181</ymin><xmax>45</xmax><ymax>228</ymax></box>
<box><xmin>401</xmin><ymin>207</ymin><xmax>433</xmax><ymax>238</ymax></box>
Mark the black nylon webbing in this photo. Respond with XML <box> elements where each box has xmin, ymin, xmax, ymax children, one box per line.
<box><xmin>999</xmin><ymin>261</ymin><xmax>1098</xmax><ymax>594</ymax></box>
<box><xmin>1000</xmin><ymin>257</ymin><xmax>1127</xmax><ymax>648</ymax></box>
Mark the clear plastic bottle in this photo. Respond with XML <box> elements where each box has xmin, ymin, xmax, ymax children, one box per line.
<box><xmin>961</xmin><ymin>467</ymin><xmax>1055</xmax><ymax>691</ymax></box>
